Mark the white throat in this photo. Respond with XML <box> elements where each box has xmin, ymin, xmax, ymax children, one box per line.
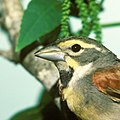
<box><xmin>68</xmin><ymin>62</ymin><xmax>93</xmax><ymax>87</ymax></box>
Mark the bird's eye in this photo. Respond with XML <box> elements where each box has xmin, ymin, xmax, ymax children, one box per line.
<box><xmin>71</xmin><ymin>44</ymin><xmax>81</xmax><ymax>52</ymax></box>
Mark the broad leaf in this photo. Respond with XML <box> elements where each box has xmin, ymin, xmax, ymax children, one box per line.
<box><xmin>16</xmin><ymin>0</ymin><xmax>62</xmax><ymax>51</ymax></box>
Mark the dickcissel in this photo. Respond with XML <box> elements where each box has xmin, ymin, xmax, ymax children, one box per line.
<box><xmin>35</xmin><ymin>36</ymin><xmax>120</xmax><ymax>120</ymax></box>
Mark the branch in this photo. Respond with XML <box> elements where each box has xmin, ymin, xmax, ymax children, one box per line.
<box><xmin>22</xmin><ymin>49</ymin><xmax>59</xmax><ymax>91</ymax></box>
<box><xmin>0</xmin><ymin>49</ymin><xmax>14</xmax><ymax>61</ymax></box>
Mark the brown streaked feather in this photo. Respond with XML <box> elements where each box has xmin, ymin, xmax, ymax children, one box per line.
<box><xmin>92</xmin><ymin>65</ymin><xmax>120</xmax><ymax>102</ymax></box>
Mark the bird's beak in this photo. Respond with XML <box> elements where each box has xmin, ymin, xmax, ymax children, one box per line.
<box><xmin>34</xmin><ymin>46</ymin><xmax>65</xmax><ymax>61</ymax></box>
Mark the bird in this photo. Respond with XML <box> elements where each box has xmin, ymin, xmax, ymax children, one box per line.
<box><xmin>34</xmin><ymin>36</ymin><xmax>120</xmax><ymax>120</ymax></box>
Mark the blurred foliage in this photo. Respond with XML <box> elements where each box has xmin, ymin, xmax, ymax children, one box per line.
<box><xmin>10</xmin><ymin>90</ymin><xmax>64</xmax><ymax>120</ymax></box>
<box><xmin>10</xmin><ymin>106</ymin><xmax>44</xmax><ymax>120</ymax></box>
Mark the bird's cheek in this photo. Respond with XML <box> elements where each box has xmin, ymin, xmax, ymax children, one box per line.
<box><xmin>64</xmin><ymin>56</ymin><xmax>79</xmax><ymax>70</ymax></box>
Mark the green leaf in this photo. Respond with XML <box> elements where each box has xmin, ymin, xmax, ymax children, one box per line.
<box><xmin>10</xmin><ymin>106</ymin><xmax>43</xmax><ymax>120</ymax></box>
<box><xmin>16</xmin><ymin>0</ymin><xmax>62</xmax><ymax>51</ymax></box>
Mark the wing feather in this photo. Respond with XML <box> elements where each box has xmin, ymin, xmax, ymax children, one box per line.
<box><xmin>92</xmin><ymin>64</ymin><xmax>120</xmax><ymax>102</ymax></box>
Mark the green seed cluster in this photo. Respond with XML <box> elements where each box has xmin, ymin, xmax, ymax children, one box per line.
<box><xmin>76</xmin><ymin>0</ymin><xmax>90</xmax><ymax>36</ymax></box>
<box><xmin>59</xmin><ymin>0</ymin><xmax>71</xmax><ymax>38</ymax></box>
<box><xmin>60</xmin><ymin>0</ymin><xmax>103</xmax><ymax>42</ymax></box>
<box><xmin>76</xmin><ymin>0</ymin><xmax>102</xmax><ymax>42</ymax></box>
<box><xmin>89</xmin><ymin>0</ymin><xmax>102</xmax><ymax>42</ymax></box>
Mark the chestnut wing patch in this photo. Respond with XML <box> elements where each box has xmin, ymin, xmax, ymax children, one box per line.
<box><xmin>92</xmin><ymin>65</ymin><xmax>120</xmax><ymax>102</ymax></box>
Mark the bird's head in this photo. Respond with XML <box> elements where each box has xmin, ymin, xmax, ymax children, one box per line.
<box><xmin>34</xmin><ymin>36</ymin><xmax>114</xmax><ymax>89</ymax></box>
<box><xmin>35</xmin><ymin>36</ymin><xmax>109</xmax><ymax>70</ymax></box>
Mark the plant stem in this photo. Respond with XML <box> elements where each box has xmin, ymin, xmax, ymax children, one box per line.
<box><xmin>102</xmin><ymin>22</ymin><xmax>120</xmax><ymax>28</ymax></box>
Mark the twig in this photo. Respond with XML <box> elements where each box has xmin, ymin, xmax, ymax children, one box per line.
<box><xmin>2</xmin><ymin>0</ymin><xmax>23</xmax><ymax>49</ymax></box>
<box><xmin>0</xmin><ymin>49</ymin><xmax>14</xmax><ymax>61</ymax></box>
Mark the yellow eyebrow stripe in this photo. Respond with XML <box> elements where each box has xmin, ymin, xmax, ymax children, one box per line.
<box><xmin>58</xmin><ymin>39</ymin><xmax>97</xmax><ymax>49</ymax></box>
